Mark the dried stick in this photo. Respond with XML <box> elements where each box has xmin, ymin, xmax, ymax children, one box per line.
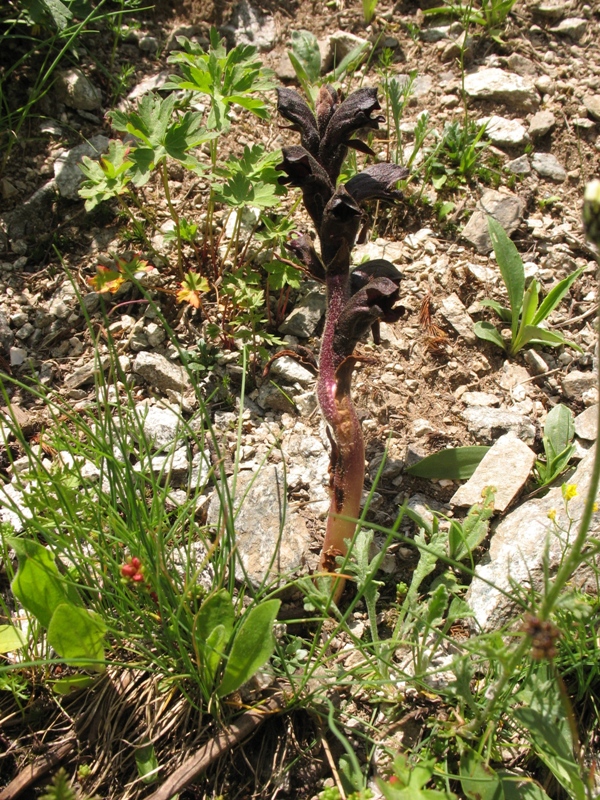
<box><xmin>0</xmin><ymin>740</ymin><xmax>76</xmax><ymax>800</ymax></box>
<box><xmin>145</xmin><ymin>694</ymin><xmax>284</xmax><ymax>800</ymax></box>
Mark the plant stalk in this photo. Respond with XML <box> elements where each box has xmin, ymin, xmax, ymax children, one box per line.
<box><xmin>317</xmin><ymin>272</ymin><xmax>365</xmax><ymax>602</ymax></box>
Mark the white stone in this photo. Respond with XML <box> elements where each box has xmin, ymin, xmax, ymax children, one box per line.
<box><xmin>464</xmin><ymin>68</ymin><xmax>540</xmax><ymax>111</ymax></box>
<box><xmin>440</xmin><ymin>293</ymin><xmax>477</xmax><ymax>344</ymax></box>
<box><xmin>466</xmin><ymin>445</ymin><xmax>600</xmax><ymax>630</ymax></box>
<box><xmin>451</xmin><ymin>432</ymin><xmax>536</xmax><ymax>512</ymax></box>
<box><xmin>574</xmin><ymin>404</ymin><xmax>598</xmax><ymax>441</ymax></box>
<box><xmin>481</xmin><ymin>115</ymin><xmax>529</xmax><ymax>148</ymax></box>
<box><xmin>531</xmin><ymin>152</ymin><xmax>567</xmax><ymax>181</ymax></box>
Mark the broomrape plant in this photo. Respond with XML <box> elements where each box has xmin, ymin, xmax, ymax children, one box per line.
<box><xmin>276</xmin><ymin>85</ymin><xmax>407</xmax><ymax>602</ymax></box>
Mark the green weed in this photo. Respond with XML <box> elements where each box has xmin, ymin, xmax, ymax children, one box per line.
<box><xmin>474</xmin><ymin>216</ymin><xmax>584</xmax><ymax>355</ymax></box>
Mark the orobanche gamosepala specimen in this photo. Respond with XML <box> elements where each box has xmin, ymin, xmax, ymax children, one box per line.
<box><xmin>276</xmin><ymin>85</ymin><xmax>407</xmax><ymax>602</ymax></box>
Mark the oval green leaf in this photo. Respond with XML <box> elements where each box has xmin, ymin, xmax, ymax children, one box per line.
<box><xmin>47</xmin><ymin>604</ymin><xmax>106</xmax><ymax>671</ymax></box>
<box><xmin>217</xmin><ymin>599</ymin><xmax>280</xmax><ymax>698</ymax></box>
<box><xmin>0</xmin><ymin>624</ymin><xmax>26</xmax><ymax>654</ymax></box>
<box><xmin>473</xmin><ymin>320</ymin><xmax>507</xmax><ymax>351</ymax></box>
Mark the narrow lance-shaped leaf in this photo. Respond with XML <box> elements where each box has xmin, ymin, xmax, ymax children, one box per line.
<box><xmin>406</xmin><ymin>446</ymin><xmax>491</xmax><ymax>480</ymax></box>
<box><xmin>512</xmin><ymin>278</ymin><xmax>540</xmax><ymax>351</ymax></box>
<box><xmin>487</xmin><ymin>215</ymin><xmax>525</xmax><ymax>341</ymax></box>
<box><xmin>531</xmin><ymin>267</ymin><xmax>584</xmax><ymax>326</ymax></box>
<box><xmin>479</xmin><ymin>298</ymin><xmax>512</xmax><ymax>322</ymax></box>
<box><xmin>516</xmin><ymin>325</ymin><xmax>582</xmax><ymax>353</ymax></box>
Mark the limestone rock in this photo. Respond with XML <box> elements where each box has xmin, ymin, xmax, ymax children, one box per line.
<box><xmin>549</xmin><ymin>17</ymin><xmax>587</xmax><ymax>40</ymax></box>
<box><xmin>574</xmin><ymin>405</ymin><xmax>598</xmax><ymax>441</ymax></box>
<box><xmin>278</xmin><ymin>285</ymin><xmax>326</xmax><ymax>338</ymax></box>
<box><xmin>466</xmin><ymin>446</ymin><xmax>600</xmax><ymax>630</ymax></box>
<box><xmin>223</xmin><ymin>0</ymin><xmax>276</xmax><ymax>51</ymax></box>
<box><xmin>269</xmin><ymin>356</ymin><xmax>315</xmax><ymax>387</ymax></box>
<box><xmin>207</xmin><ymin>466</ymin><xmax>312</xmax><ymax>587</ymax></box>
<box><xmin>55</xmin><ymin>68</ymin><xmax>102</xmax><ymax>110</ymax></box>
<box><xmin>583</xmin><ymin>96</ymin><xmax>600</xmax><ymax>122</ymax></box>
<box><xmin>531</xmin><ymin>152</ymin><xmax>566</xmax><ymax>182</ymax></box>
<box><xmin>461</xmin><ymin>406</ymin><xmax>536</xmax><ymax>445</ymax></box>
<box><xmin>0</xmin><ymin>310</ymin><xmax>13</xmax><ymax>359</ymax></box>
<box><xmin>440</xmin><ymin>293</ymin><xmax>477</xmax><ymax>344</ymax></box>
<box><xmin>561</xmin><ymin>370</ymin><xmax>597</xmax><ymax>399</ymax></box>
<box><xmin>461</xmin><ymin>189</ymin><xmax>524</xmax><ymax>253</ymax></box>
<box><xmin>528</xmin><ymin>110</ymin><xmax>556</xmax><ymax>140</ymax></box>
<box><xmin>133</xmin><ymin>351</ymin><xmax>192</xmax><ymax>394</ymax></box>
<box><xmin>54</xmin><ymin>135</ymin><xmax>109</xmax><ymax>200</ymax></box>
<box><xmin>0</xmin><ymin>180</ymin><xmax>56</xmax><ymax>240</ymax></box>
<box><xmin>481</xmin><ymin>115</ymin><xmax>529</xmax><ymax>148</ymax></box>
<box><xmin>451</xmin><ymin>432</ymin><xmax>536</xmax><ymax>512</ymax></box>
<box><xmin>461</xmin><ymin>391</ymin><xmax>500</xmax><ymax>407</ymax></box>
<box><xmin>139</xmin><ymin>405</ymin><xmax>185</xmax><ymax>449</ymax></box>
<box><xmin>320</xmin><ymin>31</ymin><xmax>370</xmax><ymax>74</ymax></box>
<box><xmin>464</xmin><ymin>68</ymin><xmax>540</xmax><ymax>112</ymax></box>
<box><xmin>506</xmin><ymin>155</ymin><xmax>531</xmax><ymax>175</ymax></box>
<box><xmin>64</xmin><ymin>356</ymin><xmax>110</xmax><ymax>389</ymax></box>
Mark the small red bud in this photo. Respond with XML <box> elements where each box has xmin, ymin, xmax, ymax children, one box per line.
<box><xmin>132</xmin><ymin>572</ymin><xmax>144</xmax><ymax>582</ymax></box>
<box><xmin>121</xmin><ymin>563</ymin><xmax>135</xmax><ymax>578</ymax></box>
<box><xmin>131</xmin><ymin>557</ymin><xmax>141</xmax><ymax>569</ymax></box>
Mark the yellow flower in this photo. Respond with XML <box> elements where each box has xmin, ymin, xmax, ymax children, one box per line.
<box><xmin>593</xmin><ymin>502</ymin><xmax>599</xmax><ymax>513</ymax></box>
<box><xmin>547</xmin><ymin>509</ymin><xmax>557</xmax><ymax>521</ymax></box>
<box><xmin>562</xmin><ymin>484</ymin><xmax>578</xmax><ymax>502</ymax></box>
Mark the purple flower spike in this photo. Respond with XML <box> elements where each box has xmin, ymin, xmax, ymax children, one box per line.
<box><xmin>275</xmin><ymin>85</ymin><xmax>407</xmax><ymax>604</ymax></box>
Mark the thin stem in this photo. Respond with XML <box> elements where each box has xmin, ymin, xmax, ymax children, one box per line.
<box><xmin>161</xmin><ymin>159</ymin><xmax>183</xmax><ymax>279</ymax></box>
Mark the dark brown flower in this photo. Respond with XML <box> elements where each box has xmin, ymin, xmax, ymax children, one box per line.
<box><xmin>345</xmin><ymin>163</ymin><xmax>409</xmax><ymax>205</ymax></box>
<box><xmin>320</xmin><ymin>186</ymin><xmax>363</xmax><ymax>266</ymax></box>
<box><xmin>319</xmin><ymin>87</ymin><xmax>385</xmax><ymax>182</ymax></box>
<box><xmin>350</xmin><ymin>258</ymin><xmax>402</xmax><ymax>293</ymax></box>
<box><xmin>333</xmin><ymin>277</ymin><xmax>402</xmax><ymax>359</ymax></box>
<box><xmin>276</xmin><ymin>87</ymin><xmax>320</xmax><ymax>157</ymax></box>
<box><xmin>286</xmin><ymin>233</ymin><xmax>325</xmax><ymax>281</ymax></box>
<box><xmin>276</xmin><ymin>145</ymin><xmax>334</xmax><ymax>228</ymax></box>
<box><xmin>316</xmin><ymin>83</ymin><xmax>340</xmax><ymax>138</ymax></box>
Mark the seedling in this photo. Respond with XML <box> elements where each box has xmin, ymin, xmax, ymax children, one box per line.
<box><xmin>276</xmin><ymin>85</ymin><xmax>407</xmax><ymax>601</ymax></box>
<box><xmin>424</xmin><ymin>0</ymin><xmax>518</xmax><ymax>42</ymax></box>
<box><xmin>535</xmin><ymin>404</ymin><xmax>576</xmax><ymax>488</ymax></box>
<box><xmin>474</xmin><ymin>216</ymin><xmax>583</xmax><ymax>356</ymax></box>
